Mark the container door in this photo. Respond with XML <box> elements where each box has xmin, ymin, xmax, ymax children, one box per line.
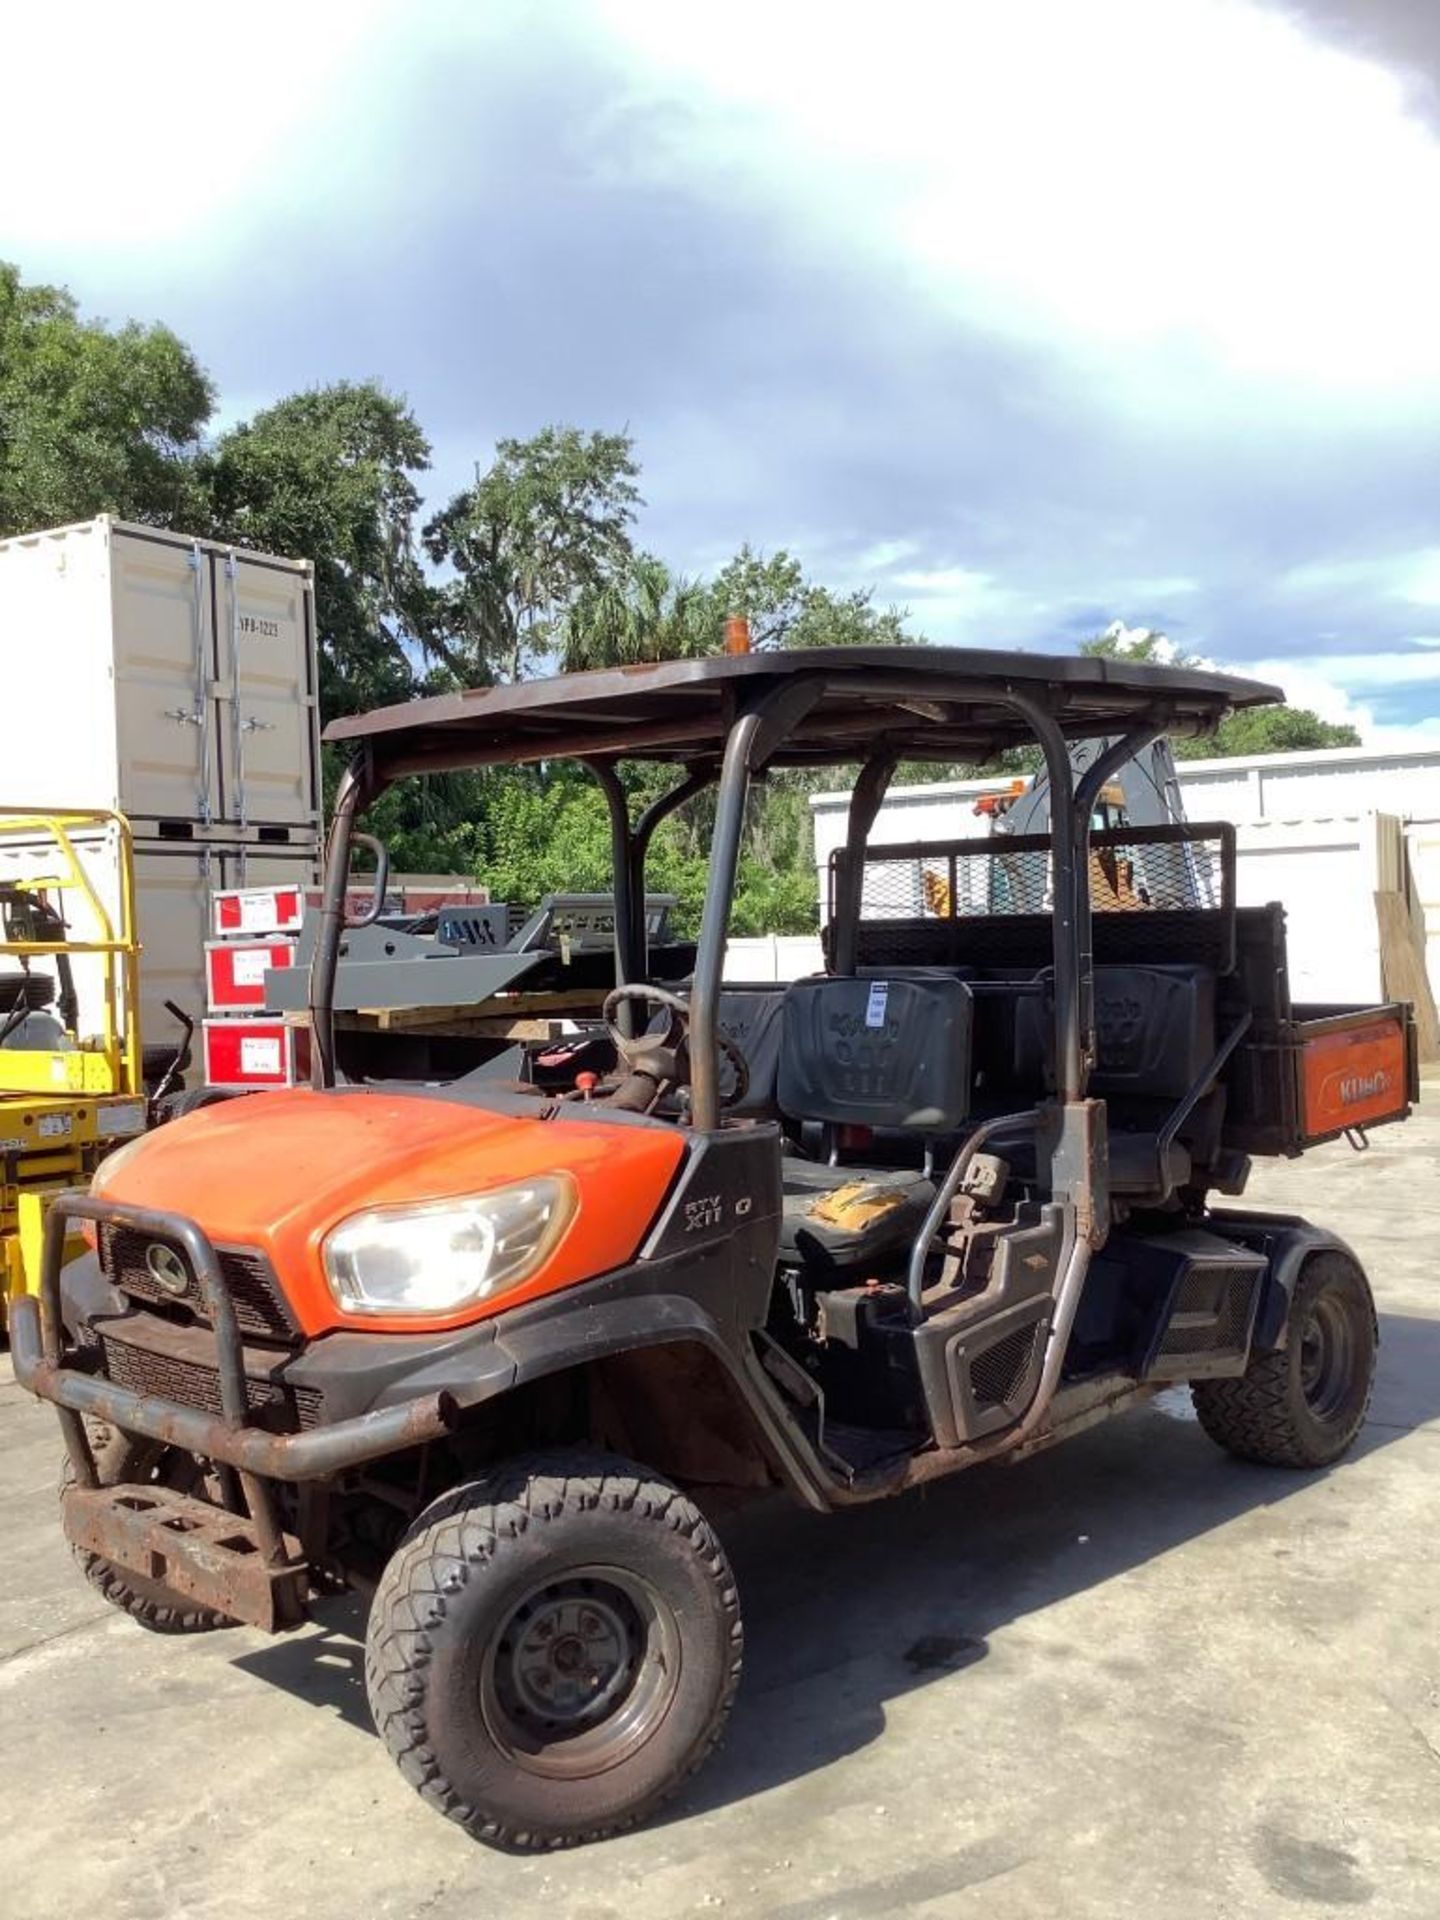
<box><xmin>0</xmin><ymin>520</ymin><xmax>119</xmax><ymax>812</ymax></box>
<box><xmin>109</xmin><ymin>531</ymin><xmax>223</xmax><ymax>828</ymax></box>
<box><xmin>131</xmin><ymin>842</ymin><xmax>219</xmax><ymax>1048</ymax></box>
<box><xmin>131</xmin><ymin>844</ymin><xmax>320</xmax><ymax>1050</ymax></box>
<box><xmin>213</xmin><ymin>551</ymin><xmax>320</xmax><ymax>835</ymax></box>
<box><xmin>216</xmin><ymin>842</ymin><xmax>321</xmax><ymax>901</ymax></box>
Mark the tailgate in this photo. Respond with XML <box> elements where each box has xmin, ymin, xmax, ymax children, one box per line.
<box><xmin>1294</xmin><ymin>1002</ymin><xmax>1417</xmax><ymax>1144</ymax></box>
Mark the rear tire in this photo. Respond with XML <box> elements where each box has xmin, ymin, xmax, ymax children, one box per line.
<box><xmin>60</xmin><ymin>1429</ymin><xmax>236</xmax><ymax>1633</ymax></box>
<box><xmin>364</xmin><ymin>1450</ymin><xmax>742</xmax><ymax>1851</ymax></box>
<box><xmin>1192</xmin><ymin>1252</ymin><xmax>1377</xmax><ymax>1467</ymax></box>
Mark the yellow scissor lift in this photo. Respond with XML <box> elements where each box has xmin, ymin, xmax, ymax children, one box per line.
<box><xmin>1</xmin><ymin>809</ymin><xmax>147</xmax><ymax>1321</ymax></box>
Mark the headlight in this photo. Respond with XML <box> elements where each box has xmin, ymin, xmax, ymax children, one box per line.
<box><xmin>322</xmin><ymin>1177</ymin><xmax>575</xmax><ymax>1318</ymax></box>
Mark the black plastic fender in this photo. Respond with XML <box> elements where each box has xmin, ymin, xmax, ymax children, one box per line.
<box><xmin>1206</xmin><ymin>1207</ymin><xmax>1367</xmax><ymax>1351</ymax></box>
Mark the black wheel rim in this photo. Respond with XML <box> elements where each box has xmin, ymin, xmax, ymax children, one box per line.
<box><xmin>1298</xmin><ymin>1291</ymin><xmax>1357</xmax><ymax>1424</ymax></box>
<box><xmin>479</xmin><ymin>1565</ymin><xmax>680</xmax><ymax>1779</ymax></box>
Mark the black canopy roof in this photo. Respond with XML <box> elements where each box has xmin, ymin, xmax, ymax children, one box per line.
<box><xmin>324</xmin><ymin>646</ymin><xmax>1282</xmax><ymax>777</ymax></box>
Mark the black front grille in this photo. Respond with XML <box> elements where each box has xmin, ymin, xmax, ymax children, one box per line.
<box><xmin>100</xmin><ymin>1225</ymin><xmax>297</xmax><ymax>1342</ymax></box>
<box><xmin>970</xmin><ymin>1324</ymin><xmax>1037</xmax><ymax>1407</ymax></box>
<box><xmin>97</xmin><ymin>1333</ymin><xmax>323</xmax><ymax>1430</ymax></box>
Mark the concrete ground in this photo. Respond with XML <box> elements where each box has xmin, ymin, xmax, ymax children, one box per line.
<box><xmin>2</xmin><ymin>1108</ymin><xmax>1437</xmax><ymax>1920</ymax></box>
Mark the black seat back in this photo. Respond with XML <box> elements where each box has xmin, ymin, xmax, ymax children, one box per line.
<box><xmin>778</xmin><ymin>974</ymin><xmax>973</xmax><ymax>1131</ymax></box>
<box><xmin>716</xmin><ymin>987</ymin><xmax>786</xmax><ymax>1116</ymax></box>
<box><xmin>1015</xmin><ymin>964</ymin><xmax>1216</xmax><ymax>1101</ymax></box>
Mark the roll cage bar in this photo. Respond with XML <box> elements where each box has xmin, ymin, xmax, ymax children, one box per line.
<box><xmin>309</xmin><ymin>650</ymin><xmax>1281</xmax><ymax>1230</ymax></box>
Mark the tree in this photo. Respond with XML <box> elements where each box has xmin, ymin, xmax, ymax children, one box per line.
<box><xmin>1081</xmin><ymin>623</ymin><xmax>1361</xmax><ymax>755</ymax></box>
<box><xmin>559</xmin><ymin>542</ymin><xmax>914</xmax><ymax>675</ymax></box>
<box><xmin>710</xmin><ymin>545</ymin><xmax>911</xmax><ymax>650</ymax></box>
<box><xmin>201</xmin><ymin>382</ymin><xmax>437</xmax><ymax>715</ymax></box>
<box><xmin>0</xmin><ymin>261</ymin><xmax>213</xmax><ymax>537</ymax></box>
<box><xmin>560</xmin><ymin>554</ymin><xmax>713</xmax><ymax>672</ymax></box>
<box><xmin>1171</xmin><ymin>705</ymin><xmax>1361</xmax><ymax>759</ymax></box>
<box><xmin>424</xmin><ymin>426</ymin><xmax>641</xmax><ymax>683</ymax></box>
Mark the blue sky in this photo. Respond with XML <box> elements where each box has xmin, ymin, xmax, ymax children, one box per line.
<box><xmin>5</xmin><ymin>0</ymin><xmax>1440</xmax><ymax>742</ymax></box>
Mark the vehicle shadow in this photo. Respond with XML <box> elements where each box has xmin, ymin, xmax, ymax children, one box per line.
<box><xmin>232</xmin><ymin>1310</ymin><xmax>1440</xmax><ymax>1807</ymax></box>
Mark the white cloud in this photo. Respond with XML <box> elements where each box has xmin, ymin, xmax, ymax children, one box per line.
<box><xmin>1278</xmin><ymin>547</ymin><xmax>1440</xmax><ymax>606</ymax></box>
<box><xmin>882</xmin><ymin>563</ymin><xmax>1034</xmax><ymax>638</ymax></box>
<box><xmin>1121</xmin><ymin>577</ymin><xmax>1201</xmax><ymax>600</ymax></box>
<box><xmin>1103</xmin><ymin>621</ymin><xmax>1217</xmax><ymax>670</ymax></box>
<box><xmin>1240</xmin><ymin>651</ymin><xmax>1440</xmax><ymax>749</ymax></box>
<box><xmin>1254</xmin><ymin>650</ymin><xmax>1440</xmax><ymax>692</ymax></box>
<box><xmin>0</xmin><ymin>1</ymin><xmax>401</xmax><ymax>259</ymax></box>
<box><xmin>895</xmin><ymin>565</ymin><xmax>995</xmax><ymax>599</ymax></box>
<box><xmin>858</xmin><ymin>538</ymin><xmax>921</xmax><ymax>571</ymax></box>
<box><xmin>1395</xmin><ymin>550</ymin><xmax>1440</xmax><ymax>607</ymax></box>
<box><xmin>599</xmin><ymin>0</ymin><xmax>1440</xmax><ymax>398</ymax></box>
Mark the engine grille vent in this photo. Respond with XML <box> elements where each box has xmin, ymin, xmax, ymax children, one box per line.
<box><xmin>98</xmin><ymin>1334</ymin><xmax>323</xmax><ymax>1430</ymax></box>
<box><xmin>970</xmin><ymin>1324</ymin><xmax>1038</xmax><ymax>1408</ymax></box>
<box><xmin>100</xmin><ymin>1226</ymin><xmax>297</xmax><ymax>1344</ymax></box>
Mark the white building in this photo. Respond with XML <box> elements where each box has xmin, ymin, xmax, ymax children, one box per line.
<box><xmin>800</xmin><ymin>745</ymin><xmax>1440</xmax><ymax>1007</ymax></box>
<box><xmin>723</xmin><ymin>744</ymin><xmax>1440</xmax><ymax>1002</ymax></box>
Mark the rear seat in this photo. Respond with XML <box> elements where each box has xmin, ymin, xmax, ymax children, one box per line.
<box><xmin>1012</xmin><ymin>963</ymin><xmax>1219</xmax><ymax>1195</ymax></box>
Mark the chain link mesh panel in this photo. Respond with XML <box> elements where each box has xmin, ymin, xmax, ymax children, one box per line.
<box><xmin>833</xmin><ymin>824</ymin><xmax>1237</xmax><ymax>972</ymax></box>
<box><xmin>833</xmin><ymin>825</ymin><xmax>1231</xmax><ymax>922</ymax></box>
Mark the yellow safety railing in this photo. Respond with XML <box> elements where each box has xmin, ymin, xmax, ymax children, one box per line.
<box><xmin>0</xmin><ymin>807</ymin><xmax>142</xmax><ymax>1101</ymax></box>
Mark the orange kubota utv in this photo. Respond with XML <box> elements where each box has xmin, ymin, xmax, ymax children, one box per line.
<box><xmin>14</xmin><ymin>648</ymin><xmax>1416</xmax><ymax>1849</ymax></box>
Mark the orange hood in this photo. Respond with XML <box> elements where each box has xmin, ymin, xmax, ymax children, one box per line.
<box><xmin>96</xmin><ymin>1089</ymin><xmax>686</xmax><ymax>1334</ymax></box>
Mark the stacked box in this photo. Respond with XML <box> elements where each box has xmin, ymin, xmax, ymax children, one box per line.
<box><xmin>203</xmin><ymin>883</ymin><xmax>312</xmax><ymax>1090</ymax></box>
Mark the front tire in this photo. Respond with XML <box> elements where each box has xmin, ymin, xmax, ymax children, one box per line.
<box><xmin>364</xmin><ymin>1450</ymin><xmax>742</xmax><ymax>1851</ymax></box>
<box><xmin>1192</xmin><ymin>1252</ymin><xmax>1377</xmax><ymax>1467</ymax></box>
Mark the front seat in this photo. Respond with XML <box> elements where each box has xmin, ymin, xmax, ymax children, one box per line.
<box><xmin>715</xmin><ymin>986</ymin><xmax>786</xmax><ymax>1117</ymax></box>
<box><xmin>774</xmin><ymin>973</ymin><xmax>973</xmax><ymax>1273</ymax></box>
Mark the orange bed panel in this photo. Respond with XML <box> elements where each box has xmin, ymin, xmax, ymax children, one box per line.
<box><xmin>1299</xmin><ymin>1016</ymin><xmax>1410</xmax><ymax>1140</ymax></box>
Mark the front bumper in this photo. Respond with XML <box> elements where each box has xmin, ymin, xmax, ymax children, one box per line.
<box><xmin>13</xmin><ymin>1191</ymin><xmax>462</xmax><ymax>1482</ymax></box>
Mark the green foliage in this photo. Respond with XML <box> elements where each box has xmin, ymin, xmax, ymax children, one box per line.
<box><xmin>424</xmin><ymin>426</ymin><xmax>641</xmax><ymax>683</ymax></box>
<box><xmin>1080</xmin><ymin>626</ymin><xmax>1361</xmax><ymax>757</ymax></box>
<box><xmin>202</xmin><ymin>381</ymin><xmax>437</xmax><ymax>716</ymax></box>
<box><xmin>560</xmin><ymin>553</ymin><xmax>713</xmax><ymax>671</ymax></box>
<box><xmin>362</xmin><ymin>761</ymin><xmax>822</xmax><ymax>936</ymax></box>
<box><xmin>0</xmin><ymin>262</ymin><xmax>213</xmax><ymax>537</ymax></box>
<box><xmin>1174</xmin><ymin>706</ymin><xmax>1360</xmax><ymax>757</ymax></box>
<box><xmin>711</xmin><ymin>544</ymin><xmax>911</xmax><ymax>650</ymax></box>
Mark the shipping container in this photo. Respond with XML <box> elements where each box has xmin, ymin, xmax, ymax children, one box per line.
<box><xmin>0</xmin><ymin>517</ymin><xmax>320</xmax><ymax>839</ymax></box>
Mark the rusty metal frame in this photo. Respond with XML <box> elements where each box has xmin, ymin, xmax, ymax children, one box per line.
<box><xmin>61</xmin><ymin>1480</ymin><xmax>308</xmax><ymax>1632</ymax></box>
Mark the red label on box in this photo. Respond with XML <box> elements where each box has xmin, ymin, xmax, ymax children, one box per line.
<box><xmin>202</xmin><ymin>1018</ymin><xmax>309</xmax><ymax>1089</ymax></box>
<box><xmin>212</xmin><ymin>886</ymin><xmax>314</xmax><ymax>938</ymax></box>
<box><xmin>205</xmin><ymin>938</ymin><xmax>297</xmax><ymax>1011</ymax></box>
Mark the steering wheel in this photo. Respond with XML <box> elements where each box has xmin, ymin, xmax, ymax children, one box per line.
<box><xmin>600</xmin><ymin>984</ymin><xmax>751</xmax><ymax>1112</ymax></box>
